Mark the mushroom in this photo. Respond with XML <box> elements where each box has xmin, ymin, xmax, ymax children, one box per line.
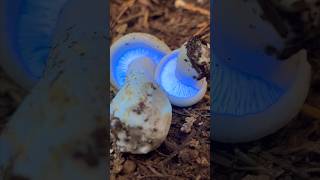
<box><xmin>212</xmin><ymin>0</ymin><xmax>311</xmax><ymax>142</ymax></box>
<box><xmin>110</xmin><ymin>33</ymin><xmax>172</xmax><ymax>154</ymax></box>
<box><xmin>110</xmin><ymin>33</ymin><xmax>171</xmax><ymax>89</ymax></box>
<box><xmin>155</xmin><ymin>36</ymin><xmax>209</xmax><ymax>107</ymax></box>
<box><xmin>0</xmin><ymin>0</ymin><xmax>68</xmax><ymax>89</ymax></box>
<box><xmin>0</xmin><ymin>0</ymin><xmax>108</xmax><ymax>179</ymax></box>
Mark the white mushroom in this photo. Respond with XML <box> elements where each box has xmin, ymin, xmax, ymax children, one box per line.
<box><xmin>213</xmin><ymin>0</ymin><xmax>311</xmax><ymax>142</ymax></box>
<box><xmin>110</xmin><ymin>33</ymin><xmax>172</xmax><ymax>154</ymax></box>
<box><xmin>0</xmin><ymin>0</ymin><xmax>68</xmax><ymax>89</ymax></box>
<box><xmin>155</xmin><ymin>36</ymin><xmax>209</xmax><ymax>107</ymax></box>
<box><xmin>0</xmin><ymin>0</ymin><xmax>108</xmax><ymax>179</ymax></box>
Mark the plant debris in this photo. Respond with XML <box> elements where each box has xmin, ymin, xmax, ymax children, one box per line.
<box><xmin>180</xmin><ymin>116</ymin><xmax>197</xmax><ymax>133</ymax></box>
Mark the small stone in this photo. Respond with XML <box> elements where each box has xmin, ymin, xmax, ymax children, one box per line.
<box><xmin>122</xmin><ymin>160</ymin><xmax>136</xmax><ymax>174</ymax></box>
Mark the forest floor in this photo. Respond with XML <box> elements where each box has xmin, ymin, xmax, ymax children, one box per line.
<box><xmin>1</xmin><ymin>0</ymin><xmax>320</xmax><ymax>180</ymax></box>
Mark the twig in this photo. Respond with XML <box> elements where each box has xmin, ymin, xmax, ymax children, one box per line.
<box><xmin>175</xmin><ymin>0</ymin><xmax>210</xmax><ymax>17</ymax></box>
<box><xmin>111</xmin><ymin>0</ymin><xmax>136</xmax><ymax>29</ymax></box>
<box><xmin>146</xmin><ymin>165</ymin><xmax>163</xmax><ymax>176</ymax></box>
<box><xmin>173</xmin><ymin>109</ymin><xmax>189</xmax><ymax>116</ymax></box>
<box><xmin>143</xmin><ymin>7</ymin><xmax>149</xmax><ymax>29</ymax></box>
<box><xmin>193</xmin><ymin>22</ymin><xmax>209</xmax><ymax>37</ymax></box>
<box><xmin>118</xmin><ymin>12</ymin><xmax>144</xmax><ymax>24</ymax></box>
<box><xmin>160</xmin><ymin>130</ymin><xmax>196</xmax><ymax>164</ymax></box>
<box><xmin>301</xmin><ymin>103</ymin><xmax>320</xmax><ymax>120</ymax></box>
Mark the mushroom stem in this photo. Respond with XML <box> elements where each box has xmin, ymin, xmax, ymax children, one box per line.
<box><xmin>110</xmin><ymin>58</ymin><xmax>172</xmax><ymax>154</ymax></box>
<box><xmin>127</xmin><ymin>58</ymin><xmax>156</xmax><ymax>83</ymax></box>
<box><xmin>154</xmin><ymin>37</ymin><xmax>209</xmax><ymax>107</ymax></box>
<box><xmin>175</xmin><ymin>37</ymin><xmax>209</xmax><ymax>87</ymax></box>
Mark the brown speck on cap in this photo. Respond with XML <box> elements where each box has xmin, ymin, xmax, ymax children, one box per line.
<box><xmin>150</xmin><ymin>83</ymin><xmax>157</xmax><ymax>90</ymax></box>
<box><xmin>111</xmin><ymin>116</ymin><xmax>123</xmax><ymax>130</ymax></box>
<box><xmin>132</xmin><ymin>101</ymin><xmax>146</xmax><ymax>115</ymax></box>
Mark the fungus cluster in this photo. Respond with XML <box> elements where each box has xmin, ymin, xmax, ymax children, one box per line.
<box><xmin>110</xmin><ymin>33</ymin><xmax>210</xmax><ymax>154</ymax></box>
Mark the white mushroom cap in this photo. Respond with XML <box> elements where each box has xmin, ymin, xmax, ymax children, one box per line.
<box><xmin>0</xmin><ymin>0</ymin><xmax>68</xmax><ymax>89</ymax></box>
<box><xmin>110</xmin><ymin>58</ymin><xmax>172</xmax><ymax>154</ymax></box>
<box><xmin>212</xmin><ymin>0</ymin><xmax>312</xmax><ymax>142</ymax></box>
<box><xmin>155</xmin><ymin>37</ymin><xmax>209</xmax><ymax>107</ymax></box>
<box><xmin>110</xmin><ymin>33</ymin><xmax>171</xmax><ymax>90</ymax></box>
<box><xmin>212</xmin><ymin>50</ymin><xmax>311</xmax><ymax>142</ymax></box>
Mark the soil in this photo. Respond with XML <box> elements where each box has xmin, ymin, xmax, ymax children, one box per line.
<box><xmin>110</xmin><ymin>0</ymin><xmax>210</xmax><ymax>179</ymax></box>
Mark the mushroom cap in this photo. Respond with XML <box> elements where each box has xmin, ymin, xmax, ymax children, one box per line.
<box><xmin>213</xmin><ymin>0</ymin><xmax>312</xmax><ymax>142</ymax></box>
<box><xmin>155</xmin><ymin>48</ymin><xmax>208</xmax><ymax>107</ymax></box>
<box><xmin>110</xmin><ymin>59</ymin><xmax>172</xmax><ymax>154</ymax></box>
<box><xmin>212</xmin><ymin>51</ymin><xmax>311</xmax><ymax>142</ymax></box>
<box><xmin>110</xmin><ymin>33</ymin><xmax>171</xmax><ymax>90</ymax></box>
<box><xmin>0</xmin><ymin>0</ymin><xmax>68</xmax><ymax>89</ymax></box>
<box><xmin>214</xmin><ymin>0</ymin><xmax>298</xmax><ymax>90</ymax></box>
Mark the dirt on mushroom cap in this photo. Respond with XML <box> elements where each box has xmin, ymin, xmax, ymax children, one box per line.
<box><xmin>186</xmin><ymin>36</ymin><xmax>210</xmax><ymax>80</ymax></box>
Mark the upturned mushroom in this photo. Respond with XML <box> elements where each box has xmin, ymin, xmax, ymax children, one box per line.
<box><xmin>0</xmin><ymin>0</ymin><xmax>108</xmax><ymax>179</ymax></box>
<box><xmin>110</xmin><ymin>33</ymin><xmax>172</xmax><ymax>154</ymax></box>
<box><xmin>212</xmin><ymin>0</ymin><xmax>311</xmax><ymax>142</ymax></box>
<box><xmin>0</xmin><ymin>0</ymin><xmax>68</xmax><ymax>89</ymax></box>
<box><xmin>155</xmin><ymin>36</ymin><xmax>209</xmax><ymax>107</ymax></box>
